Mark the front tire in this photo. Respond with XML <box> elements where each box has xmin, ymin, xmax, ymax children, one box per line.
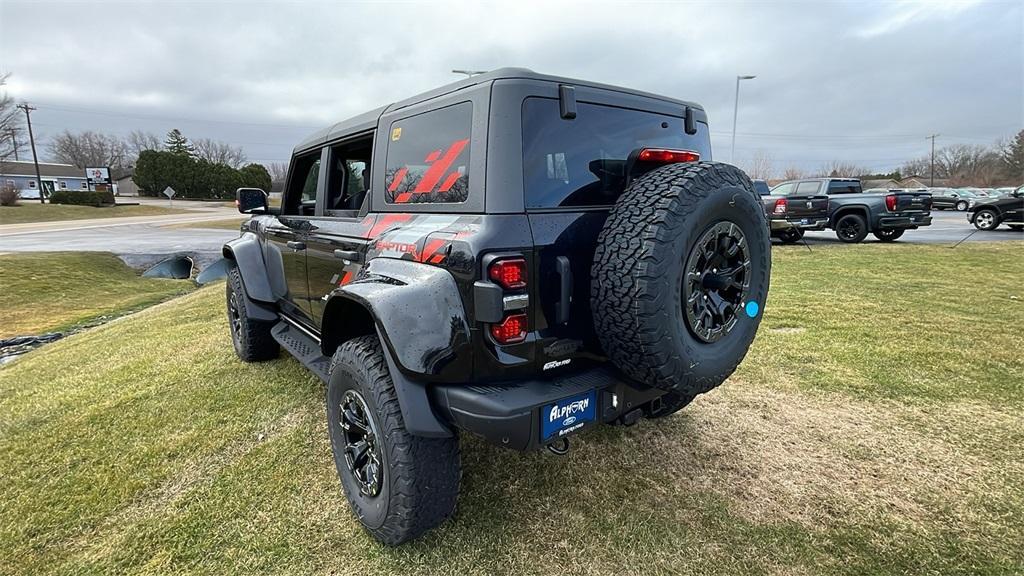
<box><xmin>226</xmin><ymin>267</ymin><xmax>279</xmax><ymax>361</ymax></box>
<box><xmin>326</xmin><ymin>335</ymin><xmax>460</xmax><ymax>545</ymax></box>
<box><xmin>973</xmin><ymin>209</ymin><xmax>999</xmax><ymax>231</ymax></box>
<box><xmin>873</xmin><ymin>228</ymin><xmax>905</xmax><ymax>242</ymax></box>
<box><xmin>834</xmin><ymin>213</ymin><xmax>869</xmax><ymax>243</ymax></box>
<box><xmin>955</xmin><ymin>200</ymin><xmax>968</xmax><ymax>211</ymax></box>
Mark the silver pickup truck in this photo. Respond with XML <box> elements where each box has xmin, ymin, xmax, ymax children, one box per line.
<box><xmin>771</xmin><ymin>178</ymin><xmax>932</xmax><ymax>243</ymax></box>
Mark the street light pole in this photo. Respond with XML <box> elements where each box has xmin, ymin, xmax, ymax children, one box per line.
<box><xmin>730</xmin><ymin>75</ymin><xmax>756</xmax><ymax>165</ymax></box>
<box><xmin>17</xmin><ymin>103</ymin><xmax>44</xmax><ymax>204</ymax></box>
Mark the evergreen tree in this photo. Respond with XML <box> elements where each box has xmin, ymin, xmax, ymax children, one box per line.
<box><xmin>164</xmin><ymin>128</ymin><xmax>194</xmax><ymax>156</ymax></box>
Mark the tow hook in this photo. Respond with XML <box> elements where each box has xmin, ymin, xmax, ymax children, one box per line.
<box><xmin>546</xmin><ymin>438</ymin><xmax>570</xmax><ymax>456</ymax></box>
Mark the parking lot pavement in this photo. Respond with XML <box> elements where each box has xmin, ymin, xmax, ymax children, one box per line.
<box><xmin>0</xmin><ymin>222</ymin><xmax>239</xmax><ymax>269</ymax></box>
<box><xmin>798</xmin><ymin>210</ymin><xmax>1024</xmax><ymax>245</ymax></box>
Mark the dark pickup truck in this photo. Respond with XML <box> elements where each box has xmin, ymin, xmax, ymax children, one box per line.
<box><xmin>757</xmin><ymin>179</ymin><xmax>829</xmax><ymax>243</ymax></box>
<box><xmin>771</xmin><ymin>178</ymin><xmax>932</xmax><ymax>242</ymax></box>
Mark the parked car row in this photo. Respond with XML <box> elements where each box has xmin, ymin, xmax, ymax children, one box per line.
<box><xmin>928</xmin><ymin>187</ymin><xmax>1020</xmax><ymax>211</ymax></box>
<box><xmin>967</xmin><ymin>186</ymin><xmax>1023</xmax><ymax>231</ymax></box>
<box><xmin>756</xmin><ymin>178</ymin><xmax>932</xmax><ymax>244</ymax></box>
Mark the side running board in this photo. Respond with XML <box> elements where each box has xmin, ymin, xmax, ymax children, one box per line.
<box><xmin>270</xmin><ymin>321</ymin><xmax>331</xmax><ymax>382</ymax></box>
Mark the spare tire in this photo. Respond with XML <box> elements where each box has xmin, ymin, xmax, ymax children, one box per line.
<box><xmin>591</xmin><ymin>162</ymin><xmax>770</xmax><ymax>395</ymax></box>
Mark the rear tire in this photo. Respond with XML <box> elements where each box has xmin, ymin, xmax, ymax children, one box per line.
<box><xmin>834</xmin><ymin>213</ymin><xmax>869</xmax><ymax>243</ymax></box>
<box><xmin>592</xmin><ymin>162</ymin><xmax>770</xmax><ymax>396</ymax></box>
<box><xmin>973</xmin><ymin>209</ymin><xmax>999</xmax><ymax>231</ymax></box>
<box><xmin>776</xmin><ymin>227</ymin><xmax>804</xmax><ymax>244</ymax></box>
<box><xmin>226</xmin><ymin>267</ymin><xmax>279</xmax><ymax>362</ymax></box>
<box><xmin>955</xmin><ymin>200</ymin><xmax>968</xmax><ymax>211</ymax></box>
<box><xmin>326</xmin><ymin>335</ymin><xmax>460</xmax><ymax>545</ymax></box>
<box><xmin>872</xmin><ymin>228</ymin><xmax>905</xmax><ymax>242</ymax></box>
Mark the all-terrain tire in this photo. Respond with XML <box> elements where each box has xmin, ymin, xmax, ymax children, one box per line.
<box><xmin>872</xmin><ymin>228</ymin><xmax>905</xmax><ymax>242</ymax></box>
<box><xmin>226</xmin><ymin>267</ymin><xmax>279</xmax><ymax>361</ymax></box>
<box><xmin>592</xmin><ymin>161</ymin><xmax>771</xmax><ymax>396</ymax></box>
<box><xmin>326</xmin><ymin>335</ymin><xmax>460</xmax><ymax>546</ymax></box>
<box><xmin>776</xmin><ymin>227</ymin><xmax>804</xmax><ymax>244</ymax></box>
<box><xmin>835</xmin><ymin>213</ymin><xmax>869</xmax><ymax>243</ymax></box>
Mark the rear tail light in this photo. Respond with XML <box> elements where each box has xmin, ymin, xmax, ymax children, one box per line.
<box><xmin>773</xmin><ymin>198</ymin><xmax>787</xmax><ymax>214</ymax></box>
<box><xmin>490</xmin><ymin>313</ymin><xmax>527</xmax><ymax>344</ymax></box>
<box><xmin>488</xmin><ymin>257</ymin><xmax>527</xmax><ymax>290</ymax></box>
<box><xmin>885</xmin><ymin>194</ymin><xmax>897</xmax><ymax>212</ymax></box>
<box><xmin>637</xmin><ymin>148</ymin><xmax>701</xmax><ymax>164</ymax></box>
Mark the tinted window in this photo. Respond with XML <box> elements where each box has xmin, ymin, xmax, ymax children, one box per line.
<box><xmin>385</xmin><ymin>102</ymin><xmax>471</xmax><ymax>204</ymax></box>
<box><xmin>796</xmin><ymin>181</ymin><xmax>821</xmax><ymax>195</ymax></box>
<box><xmin>771</xmin><ymin>183</ymin><xmax>796</xmax><ymax>196</ymax></box>
<box><xmin>827</xmin><ymin>181</ymin><xmax>863</xmax><ymax>194</ymax></box>
<box><xmin>284</xmin><ymin>152</ymin><xmax>320</xmax><ymax>216</ymax></box>
<box><xmin>753</xmin><ymin>180</ymin><xmax>771</xmax><ymax>195</ymax></box>
<box><xmin>523</xmin><ymin>98</ymin><xmax>710</xmax><ymax>208</ymax></box>
<box><xmin>325</xmin><ymin>136</ymin><xmax>373</xmax><ymax>214</ymax></box>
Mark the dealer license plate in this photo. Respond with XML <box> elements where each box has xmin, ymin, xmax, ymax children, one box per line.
<box><xmin>541</xmin><ymin>390</ymin><xmax>597</xmax><ymax>440</ymax></box>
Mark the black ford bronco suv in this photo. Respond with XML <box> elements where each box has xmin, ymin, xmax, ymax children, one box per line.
<box><xmin>222</xmin><ymin>68</ymin><xmax>770</xmax><ymax>544</ymax></box>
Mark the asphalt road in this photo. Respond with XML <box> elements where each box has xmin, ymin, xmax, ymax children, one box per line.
<box><xmin>796</xmin><ymin>210</ymin><xmax>1023</xmax><ymax>245</ymax></box>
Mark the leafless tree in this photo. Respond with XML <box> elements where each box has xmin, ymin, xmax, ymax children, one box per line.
<box><xmin>268</xmin><ymin>161</ymin><xmax>289</xmax><ymax>189</ymax></box>
<box><xmin>0</xmin><ymin>72</ymin><xmax>25</xmax><ymax>163</ymax></box>
<box><xmin>193</xmin><ymin>138</ymin><xmax>247</xmax><ymax>168</ymax></box>
<box><xmin>816</xmin><ymin>160</ymin><xmax>867</xmax><ymax>178</ymax></box>
<box><xmin>48</xmin><ymin>130</ymin><xmax>129</xmax><ymax>170</ymax></box>
<box><xmin>125</xmin><ymin>130</ymin><xmax>162</xmax><ymax>159</ymax></box>
<box><xmin>781</xmin><ymin>166</ymin><xmax>805</xmax><ymax>181</ymax></box>
<box><xmin>744</xmin><ymin>150</ymin><xmax>774</xmax><ymax>180</ymax></box>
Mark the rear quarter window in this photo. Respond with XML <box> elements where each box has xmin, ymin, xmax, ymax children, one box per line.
<box><xmin>827</xmin><ymin>181</ymin><xmax>863</xmax><ymax>194</ymax></box>
<box><xmin>385</xmin><ymin>102</ymin><xmax>472</xmax><ymax>204</ymax></box>
<box><xmin>522</xmin><ymin>97</ymin><xmax>710</xmax><ymax>209</ymax></box>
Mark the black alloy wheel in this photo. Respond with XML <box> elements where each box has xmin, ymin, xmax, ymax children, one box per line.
<box><xmin>683</xmin><ymin>221</ymin><xmax>751</xmax><ymax>343</ymax></box>
<box><xmin>339</xmin><ymin>389</ymin><xmax>384</xmax><ymax>497</ymax></box>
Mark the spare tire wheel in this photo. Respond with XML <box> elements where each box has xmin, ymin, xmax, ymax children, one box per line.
<box><xmin>591</xmin><ymin>162</ymin><xmax>771</xmax><ymax>397</ymax></box>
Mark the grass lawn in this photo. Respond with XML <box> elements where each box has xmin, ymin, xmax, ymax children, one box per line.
<box><xmin>0</xmin><ymin>203</ymin><xmax>187</xmax><ymax>225</ymax></box>
<box><xmin>0</xmin><ymin>242</ymin><xmax>1021</xmax><ymax>575</ymax></box>
<box><xmin>0</xmin><ymin>252</ymin><xmax>194</xmax><ymax>338</ymax></box>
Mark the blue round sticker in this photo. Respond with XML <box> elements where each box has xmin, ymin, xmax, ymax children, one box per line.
<box><xmin>744</xmin><ymin>301</ymin><xmax>759</xmax><ymax>318</ymax></box>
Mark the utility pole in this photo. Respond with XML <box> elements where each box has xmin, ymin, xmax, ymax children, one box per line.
<box><xmin>926</xmin><ymin>134</ymin><xmax>939</xmax><ymax>186</ymax></box>
<box><xmin>17</xmin><ymin>103</ymin><xmax>44</xmax><ymax>204</ymax></box>
<box><xmin>7</xmin><ymin>128</ymin><xmax>18</xmax><ymax>161</ymax></box>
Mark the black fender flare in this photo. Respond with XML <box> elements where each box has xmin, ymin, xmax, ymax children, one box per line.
<box><xmin>223</xmin><ymin>232</ymin><xmax>274</xmax><ymax>303</ymax></box>
<box><xmin>830</xmin><ymin>204</ymin><xmax>870</xmax><ymax>228</ymax></box>
<box><xmin>321</xmin><ymin>258</ymin><xmax>472</xmax><ymax>438</ymax></box>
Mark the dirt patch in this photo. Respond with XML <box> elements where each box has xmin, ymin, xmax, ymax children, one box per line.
<box><xmin>643</xmin><ymin>382</ymin><xmax>1022</xmax><ymax>532</ymax></box>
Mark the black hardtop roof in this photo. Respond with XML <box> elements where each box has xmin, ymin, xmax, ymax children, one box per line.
<box><xmin>293</xmin><ymin>67</ymin><xmax>705</xmax><ymax>154</ymax></box>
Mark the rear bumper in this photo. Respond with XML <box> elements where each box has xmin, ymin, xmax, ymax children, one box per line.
<box><xmin>879</xmin><ymin>214</ymin><xmax>932</xmax><ymax>229</ymax></box>
<box><xmin>770</xmin><ymin>217</ymin><xmax>828</xmax><ymax>231</ymax></box>
<box><xmin>430</xmin><ymin>365</ymin><xmax>664</xmax><ymax>451</ymax></box>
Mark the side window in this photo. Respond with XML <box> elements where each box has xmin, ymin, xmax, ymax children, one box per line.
<box><xmin>284</xmin><ymin>152</ymin><xmax>321</xmax><ymax>216</ymax></box>
<box><xmin>324</xmin><ymin>135</ymin><xmax>374</xmax><ymax>215</ymax></box>
<box><xmin>772</xmin><ymin>183</ymin><xmax>796</xmax><ymax>196</ymax></box>
<box><xmin>827</xmin><ymin>181</ymin><xmax>863</xmax><ymax>194</ymax></box>
<box><xmin>796</xmin><ymin>181</ymin><xmax>821</xmax><ymax>195</ymax></box>
<box><xmin>385</xmin><ymin>102</ymin><xmax>472</xmax><ymax>204</ymax></box>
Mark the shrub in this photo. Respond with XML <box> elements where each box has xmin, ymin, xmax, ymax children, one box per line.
<box><xmin>50</xmin><ymin>190</ymin><xmax>115</xmax><ymax>207</ymax></box>
<box><xmin>0</xmin><ymin>184</ymin><xmax>19</xmax><ymax>206</ymax></box>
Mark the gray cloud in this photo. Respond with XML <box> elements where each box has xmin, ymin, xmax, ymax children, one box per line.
<box><xmin>1</xmin><ymin>0</ymin><xmax>1020</xmax><ymax>174</ymax></box>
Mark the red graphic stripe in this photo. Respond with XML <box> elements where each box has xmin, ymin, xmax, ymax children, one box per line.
<box><xmin>338</xmin><ymin>271</ymin><xmax>354</xmax><ymax>286</ymax></box>
<box><xmin>438</xmin><ymin>171</ymin><xmax>462</xmax><ymax>192</ymax></box>
<box><xmin>424</xmin><ymin>149</ymin><xmax>441</xmax><ymax>163</ymax></box>
<box><xmin>394</xmin><ymin>192</ymin><xmax>413</xmax><ymax>203</ymax></box>
<box><xmin>387</xmin><ymin>167</ymin><xmax>408</xmax><ymax>193</ymax></box>
<box><xmin>413</xmin><ymin>139</ymin><xmax>469</xmax><ymax>193</ymax></box>
<box><xmin>419</xmin><ymin>238</ymin><xmax>447</xmax><ymax>263</ymax></box>
<box><xmin>367</xmin><ymin>213</ymin><xmax>412</xmax><ymax>237</ymax></box>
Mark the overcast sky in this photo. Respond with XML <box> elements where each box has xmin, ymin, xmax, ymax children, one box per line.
<box><xmin>1</xmin><ymin>0</ymin><xmax>1021</xmax><ymax>175</ymax></box>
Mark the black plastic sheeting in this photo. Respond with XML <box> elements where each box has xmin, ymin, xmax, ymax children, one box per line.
<box><xmin>142</xmin><ymin>255</ymin><xmax>194</xmax><ymax>279</ymax></box>
<box><xmin>196</xmin><ymin>258</ymin><xmax>231</xmax><ymax>285</ymax></box>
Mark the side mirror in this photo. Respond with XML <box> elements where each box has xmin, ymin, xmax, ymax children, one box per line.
<box><xmin>236</xmin><ymin>187</ymin><xmax>268</xmax><ymax>214</ymax></box>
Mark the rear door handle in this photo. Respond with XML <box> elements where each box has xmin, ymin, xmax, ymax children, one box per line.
<box><xmin>333</xmin><ymin>249</ymin><xmax>363</xmax><ymax>262</ymax></box>
<box><xmin>555</xmin><ymin>256</ymin><xmax>572</xmax><ymax>324</ymax></box>
<box><xmin>286</xmin><ymin>241</ymin><xmax>306</xmax><ymax>251</ymax></box>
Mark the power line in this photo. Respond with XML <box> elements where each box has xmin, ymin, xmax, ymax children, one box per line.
<box><xmin>34</xmin><ymin>102</ymin><xmax>321</xmax><ymax>130</ymax></box>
